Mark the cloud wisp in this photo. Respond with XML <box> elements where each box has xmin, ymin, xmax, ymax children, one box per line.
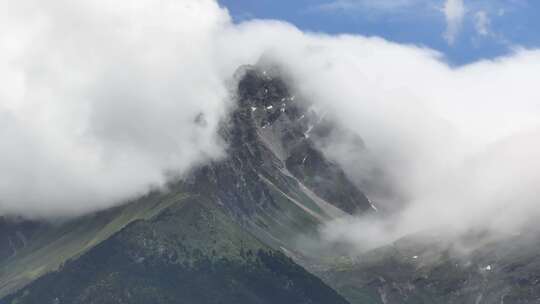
<box><xmin>443</xmin><ymin>0</ymin><xmax>466</xmax><ymax>44</ymax></box>
<box><xmin>313</xmin><ymin>0</ymin><xmax>423</xmax><ymax>13</ymax></box>
<box><xmin>474</xmin><ymin>10</ymin><xmax>491</xmax><ymax>36</ymax></box>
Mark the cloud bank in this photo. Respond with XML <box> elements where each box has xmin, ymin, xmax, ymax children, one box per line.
<box><xmin>226</xmin><ymin>28</ymin><xmax>540</xmax><ymax>248</ymax></box>
<box><xmin>0</xmin><ymin>0</ymin><xmax>232</xmax><ymax>217</ymax></box>
<box><xmin>2</xmin><ymin>0</ymin><xmax>540</xmax><ymax>252</ymax></box>
<box><xmin>216</xmin><ymin>15</ymin><xmax>540</xmax><ymax>250</ymax></box>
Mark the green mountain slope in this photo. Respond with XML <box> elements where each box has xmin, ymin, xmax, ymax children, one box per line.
<box><xmin>0</xmin><ymin>190</ymin><xmax>185</xmax><ymax>298</ymax></box>
<box><xmin>5</xmin><ymin>196</ymin><xmax>349</xmax><ymax>304</ymax></box>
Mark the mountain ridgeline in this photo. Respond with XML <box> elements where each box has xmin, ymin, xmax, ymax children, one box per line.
<box><xmin>0</xmin><ymin>65</ymin><xmax>372</xmax><ymax>304</ymax></box>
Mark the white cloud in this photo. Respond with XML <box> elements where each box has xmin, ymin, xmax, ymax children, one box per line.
<box><xmin>0</xmin><ymin>0</ymin><xmax>232</xmax><ymax>217</ymax></box>
<box><xmin>443</xmin><ymin>0</ymin><xmax>466</xmax><ymax>44</ymax></box>
<box><xmin>273</xmin><ymin>40</ymin><xmax>540</xmax><ymax>250</ymax></box>
<box><xmin>474</xmin><ymin>10</ymin><xmax>491</xmax><ymax>36</ymax></box>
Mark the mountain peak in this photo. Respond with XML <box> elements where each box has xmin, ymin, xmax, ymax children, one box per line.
<box><xmin>188</xmin><ymin>65</ymin><xmax>373</xmax><ymax>225</ymax></box>
<box><xmin>234</xmin><ymin>65</ymin><xmax>305</xmax><ymax>132</ymax></box>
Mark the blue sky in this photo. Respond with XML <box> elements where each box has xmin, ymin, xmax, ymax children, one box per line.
<box><xmin>218</xmin><ymin>0</ymin><xmax>539</xmax><ymax>65</ymax></box>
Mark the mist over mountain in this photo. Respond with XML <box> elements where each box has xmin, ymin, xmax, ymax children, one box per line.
<box><xmin>2</xmin><ymin>1</ymin><xmax>540</xmax><ymax>303</ymax></box>
<box><xmin>2</xmin><ymin>0</ymin><xmax>540</xmax><ymax>246</ymax></box>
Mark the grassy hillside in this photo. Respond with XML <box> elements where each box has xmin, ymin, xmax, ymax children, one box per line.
<box><xmin>4</xmin><ymin>196</ymin><xmax>350</xmax><ymax>304</ymax></box>
<box><xmin>0</xmin><ymin>190</ymin><xmax>186</xmax><ymax>298</ymax></box>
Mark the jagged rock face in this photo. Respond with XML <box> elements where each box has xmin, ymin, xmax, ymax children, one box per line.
<box><xmin>320</xmin><ymin>231</ymin><xmax>540</xmax><ymax>304</ymax></box>
<box><xmin>188</xmin><ymin>66</ymin><xmax>372</xmax><ymax>220</ymax></box>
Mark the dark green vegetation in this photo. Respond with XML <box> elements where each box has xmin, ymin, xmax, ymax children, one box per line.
<box><xmin>6</xmin><ymin>198</ymin><xmax>348</xmax><ymax>304</ymax></box>
<box><xmin>0</xmin><ymin>190</ymin><xmax>185</xmax><ymax>297</ymax></box>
